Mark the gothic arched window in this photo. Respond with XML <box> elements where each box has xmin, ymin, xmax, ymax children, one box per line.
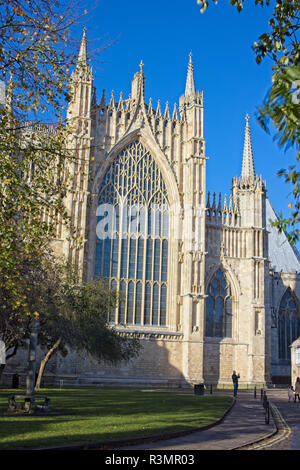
<box><xmin>205</xmin><ymin>269</ymin><xmax>233</xmax><ymax>338</ymax></box>
<box><xmin>278</xmin><ymin>289</ymin><xmax>300</xmax><ymax>360</ymax></box>
<box><xmin>94</xmin><ymin>140</ymin><xmax>169</xmax><ymax>327</ymax></box>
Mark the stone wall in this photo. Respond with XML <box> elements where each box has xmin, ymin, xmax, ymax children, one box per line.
<box><xmin>2</xmin><ymin>335</ymin><xmax>187</xmax><ymax>388</ymax></box>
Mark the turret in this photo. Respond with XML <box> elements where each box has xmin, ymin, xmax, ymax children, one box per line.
<box><xmin>232</xmin><ymin>114</ymin><xmax>266</xmax><ymax>229</ymax></box>
<box><xmin>67</xmin><ymin>28</ymin><xmax>93</xmax><ymax>121</ymax></box>
<box><xmin>179</xmin><ymin>53</ymin><xmax>204</xmax><ymax>154</ymax></box>
<box><xmin>63</xmin><ymin>28</ymin><xmax>94</xmax><ymax>271</ymax></box>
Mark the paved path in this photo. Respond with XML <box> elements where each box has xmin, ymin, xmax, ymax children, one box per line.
<box><xmin>244</xmin><ymin>389</ymin><xmax>300</xmax><ymax>450</ymax></box>
<box><xmin>112</xmin><ymin>391</ymin><xmax>277</xmax><ymax>451</ymax></box>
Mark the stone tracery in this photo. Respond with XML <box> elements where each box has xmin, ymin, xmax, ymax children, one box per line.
<box><xmin>94</xmin><ymin>140</ymin><xmax>169</xmax><ymax>327</ymax></box>
<box><xmin>205</xmin><ymin>268</ymin><xmax>233</xmax><ymax>338</ymax></box>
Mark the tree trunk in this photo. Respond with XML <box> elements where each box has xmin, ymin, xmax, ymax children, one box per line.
<box><xmin>0</xmin><ymin>364</ymin><xmax>5</xmax><ymax>382</ymax></box>
<box><xmin>35</xmin><ymin>338</ymin><xmax>62</xmax><ymax>389</ymax></box>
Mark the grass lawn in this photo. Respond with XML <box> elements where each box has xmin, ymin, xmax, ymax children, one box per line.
<box><xmin>0</xmin><ymin>388</ymin><xmax>233</xmax><ymax>450</ymax></box>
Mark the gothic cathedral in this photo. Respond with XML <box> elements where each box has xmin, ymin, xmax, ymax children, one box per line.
<box><xmin>10</xmin><ymin>30</ymin><xmax>300</xmax><ymax>388</ymax></box>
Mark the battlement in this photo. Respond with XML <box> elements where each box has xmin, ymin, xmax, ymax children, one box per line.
<box><xmin>206</xmin><ymin>191</ymin><xmax>240</xmax><ymax>227</ymax></box>
<box><xmin>232</xmin><ymin>174</ymin><xmax>266</xmax><ymax>191</ymax></box>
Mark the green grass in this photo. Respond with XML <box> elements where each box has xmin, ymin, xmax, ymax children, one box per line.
<box><xmin>0</xmin><ymin>388</ymin><xmax>233</xmax><ymax>449</ymax></box>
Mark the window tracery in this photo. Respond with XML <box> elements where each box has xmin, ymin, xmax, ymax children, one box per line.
<box><xmin>205</xmin><ymin>268</ymin><xmax>233</xmax><ymax>338</ymax></box>
<box><xmin>278</xmin><ymin>289</ymin><xmax>300</xmax><ymax>360</ymax></box>
<box><xmin>94</xmin><ymin>140</ymin><xmax>169</xmax><ymax>327</ymax></box>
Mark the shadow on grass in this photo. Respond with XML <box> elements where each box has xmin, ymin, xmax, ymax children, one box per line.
<box><xmin>0</xmin><ymin>389</ymin><xmax>233</xmax><ymax>450</ymax></box>
<box><xmin>0</xmin><ymin>414</ymin><xmax>231</xmax><ymax>450</ymax></box>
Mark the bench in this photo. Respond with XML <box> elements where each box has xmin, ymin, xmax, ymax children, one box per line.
<box><xmin>8</xmin><ymin>394</ymin><xmax>51</xmax><ymax>413</ymax></box>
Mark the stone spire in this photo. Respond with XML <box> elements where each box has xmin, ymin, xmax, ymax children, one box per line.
<box><xmin>241</xmin><ymin>114</ymin><xmax>255</xmax><ymax>180</ymax></box>
<box><xmin>185</xmin><ymin>52</ymin><xmax>196</xmax><ymax>97</ymax></box>
<box><xmin>76</xmin><ymin>27</ymin><xmax>88</xmax><ymax>68</ymax></box>
<box><xmin>67</xmin><ymin>27</ymin><xmax>92</xmax><ymax>121</ymax></box>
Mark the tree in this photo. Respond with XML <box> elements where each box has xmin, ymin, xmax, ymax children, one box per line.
<box><xmin>0</xmin><ymin>249</ymin><xmax>58</xmax><ymax>380</ymax></box>
<box><xmin>0</xmin><ymin>2</ymin><xmax>137</xmax><ymax>394</ymax></box>
<box><xmin>197</xmin><ymin>0</ymin><xmax>300</xmax><ymax>244</ymax></box>
<box><xmin>0</xmin><ymin>246</ymin><xmax>140</xmax><ymax>387</ymax></box>
<box><xmin>0</xmin><ymin>2</ymin><xmax>136</xmax><ymax>391</ymax></box>
<box><xmin>0</xmin><ymin>0</ymin><xmax>87</xmax><ymax>350</ymax></box>
<box><xmin>35</xmin><ymin>266</ymin><xmax>140</xmax><ymax>389</ymax></box>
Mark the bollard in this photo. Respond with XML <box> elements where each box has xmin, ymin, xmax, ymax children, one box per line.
<box><xmin>263</xmin><ymin>391</ymin><xmax>268</xmax><ymax>408</ymax></box>
<box><xmin>265</xmin><ymin>401</ymin><xmax>270</xmax><ymax>424</ymax></box>
<box><xmin>261</xmin><ymin>388</ymin><xmax>263</xmax><ymax>400</ymax></box>
<box><xmin>210</xmin><ymin>384</ymin><xmax>213</xmax><ymax>395</ymax></box>
<box><xmin>254</xmin><ymin>385</ymin><xmax>257</xmax><ymax>399</ymax></box>
<box><xmin>262</xmin><ymin>390</ymin><xmax>270</xmax><ymax>424</ymax></box>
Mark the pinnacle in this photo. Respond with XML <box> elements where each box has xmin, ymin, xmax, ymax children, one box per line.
<box><xmin>164</xmin><ymin>101</ymin><xmax>170</xmax><ymax>120</ymax></box>
<box><xmin>139</xmin><ymin>60</ymin><xmax>144</xmax><ymax>75</ymax></box>
<box><xmin>77</xmin><ymin>28</ymin><xmax>88</xmax><ymax>67</ymax></box>
<box><xmin>241</xmin><ymin>113</ymin><xmax>255</xmax><ymax>180</ymax></box>
<box><xmin>185</xmin><ymin>52</ymin><xmax>196</xmax><ymax>97</ymax></box>
<box><xmin>155</xmin><ymin>100</ymin><xmax>162</xmax><ymax>118</ymax></box>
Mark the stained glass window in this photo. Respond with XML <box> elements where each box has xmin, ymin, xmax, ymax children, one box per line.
<box><xmin>205</xmin><ymin>269</ymin><xmax>233</xmax><ymax>338</ymax></box>
<box><xmin>94</xmin><ymin>140</ymin><xmax>169</xmax><ymax>326</ymax></box>
<box><xmin>278</xmin><ymin>289</ymin><xmax>300</xmax><ymax>360</ymax></box>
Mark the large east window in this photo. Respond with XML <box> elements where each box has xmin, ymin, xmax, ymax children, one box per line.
<box><xmin>94</xmin><ymin>140</ymin><xmax>169</xmax><ymax>327</ymax></box>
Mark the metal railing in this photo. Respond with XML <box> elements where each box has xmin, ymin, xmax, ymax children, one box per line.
<box><xmin>201</xmin><ymin>384</ymin><xmax>271</xmax><ymax>425</ymax></box>
<box><xmin>202</xmin><ymin>384</ymin><xmax>260</xmax><ymax>396</ymax></box>
<box><xmin>261</xmin><ymin>389</ymin><xmax>270</xmax><ymax>424</ymax></box>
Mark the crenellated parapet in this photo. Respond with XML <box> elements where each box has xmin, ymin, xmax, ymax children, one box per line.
<box><xmin>179</xmin><ymin>90</ymin><xmax>203</xmax><ymax>109</ymax></box>
<box><xmin>206</xmin><ymin>191</ymin><xmax>241</xmax><ymax>227</ymax></box>
<box><xmin>232</xmin><ymin>174</ymin><xmax>266</xmax><ymax>192</ymax></box>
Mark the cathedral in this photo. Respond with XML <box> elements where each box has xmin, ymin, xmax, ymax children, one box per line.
<box><xmin>6</xmin><ymin>30</ymin><xmax>300</xmax><ymax>388</ymax></box>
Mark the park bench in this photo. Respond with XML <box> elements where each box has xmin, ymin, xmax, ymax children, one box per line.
<box><xmin>8</xmin><ymin>394</ymin><xmax>51</xmax><ymax>414</ymax></box>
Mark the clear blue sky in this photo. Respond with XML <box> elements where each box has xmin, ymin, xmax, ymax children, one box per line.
<box><xmin>77</xmin><ymin>0</ymin><xmax>298</xmax><ymax>247</ymax></box>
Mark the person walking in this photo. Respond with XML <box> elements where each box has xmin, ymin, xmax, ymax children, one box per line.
<box><xmin>232</xmin><ymin>370</ymin><xmax>240</xmax><ymax>398</ymax></box>
<box><xmin>294</xmin><ymin>377</ymin><xmax>300</xmax><ymax>402</ymax></box>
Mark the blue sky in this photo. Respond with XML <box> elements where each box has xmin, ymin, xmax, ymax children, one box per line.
<box><xmin>77</xmin><ymin>0</ymin><xmax>297</xmax><ymax>247</ymax></box>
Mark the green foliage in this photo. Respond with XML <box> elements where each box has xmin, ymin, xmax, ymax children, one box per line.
<box><xmin>37</xmin><ymin>261</ymin><xmax>141</xmax><ymax>364</ymax></box>
<box><xmin>258</xmin><ymin>64</ymin><xmax>300</xmax><ymax>244</ymax></box>
<box><xmin>1</xmin><ymin>251</ymin><xmax>140</xmax><ymax>383</ymax></box>
<box><xmin>0</xmin><ymin>1</ymin><xmax>83</xmax><ymax>339</ymax></box>
<box><xmin>63</xmin><ymin>280</ymin><xmax>141</xmax><ymax>363</ymax></box>
<box><xmin>0</xmin><ymin>0</ymin><xmax>82</xmax><ymax>116</ymax></box>
<box><xmin>31</xmin><ymin>259</ymin><xmax>140</xmax><ymax>388</ymax></box>
<box><xmin>0</xmin><ymin>2</ymin><xmax>137</xmax><ymax>375</ymax></box>
<box><xmin>197</xmin><ymin>0</ymin><xmax>300</xmax><ymax>243</ymax></box>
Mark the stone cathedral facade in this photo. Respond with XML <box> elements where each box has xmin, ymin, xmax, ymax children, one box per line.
<box><xmin>6</xmin><ymin>31</ymin><xmax>300</xmax><ymax>388</ymax></box>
